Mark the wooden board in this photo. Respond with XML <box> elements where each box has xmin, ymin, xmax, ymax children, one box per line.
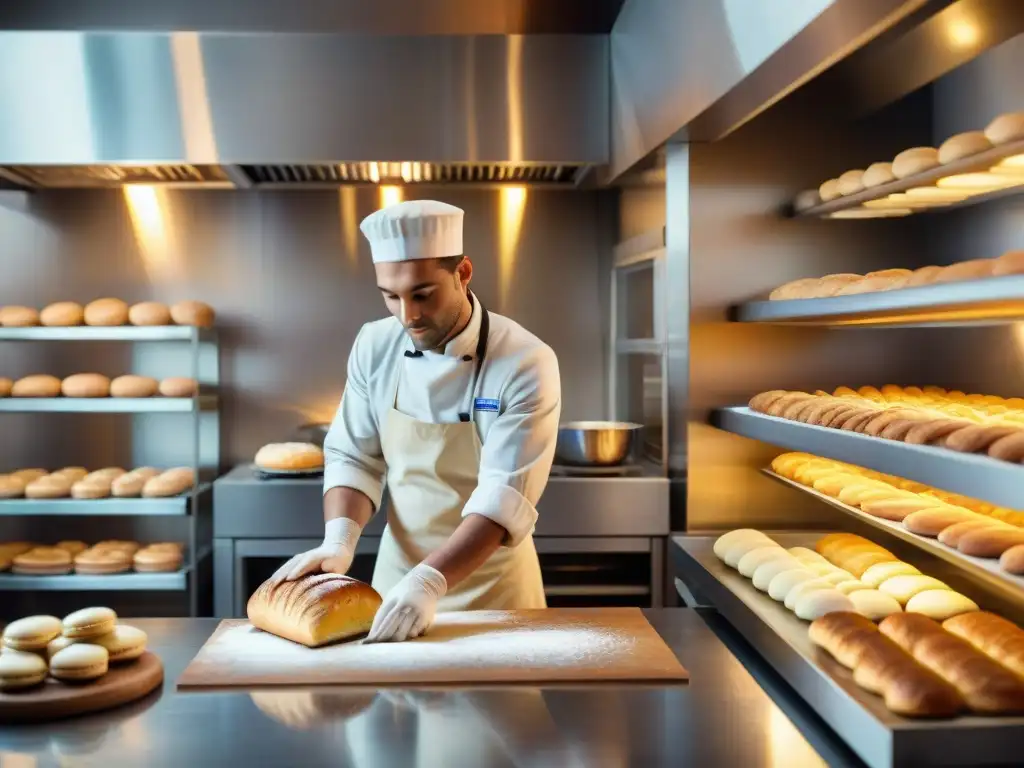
<box><xmin>0</xmin><ymin>652</ymin><xmax>164</xmax><ymax>723</ymax></box>
<box><xmin>177</xmin><ymin>608</ymin><xmax>688</xmax><ymax>689</ymax></box>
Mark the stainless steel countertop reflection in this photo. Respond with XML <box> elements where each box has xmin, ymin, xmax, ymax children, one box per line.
<box><xmin>0</xmin><ymin>610</ymin><xmax>859</xmax><ymax>767</ymax></box>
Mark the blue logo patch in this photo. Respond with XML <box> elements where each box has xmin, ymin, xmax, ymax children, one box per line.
<box><xmin>474</xmin><ymin>398</ymin><xmax>500</xmax><ymax>413</ymax></box>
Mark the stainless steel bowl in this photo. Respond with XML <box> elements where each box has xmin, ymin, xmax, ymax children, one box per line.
<box><xmin>555</xmin><ymin>421</ymin><xmax>643</xmax><ymax>467</ymax></box>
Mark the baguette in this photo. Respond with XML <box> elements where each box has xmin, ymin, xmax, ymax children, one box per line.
<box><xmin>142</xmin><ymin>467</ymin><xmax>195</xmax><ymax>498</ymax></box>
<box><xmin>957</xmin><ymin>527</ymin><xmax>1024</xmax><ymax>558</ymax></box>
<box><xmin>904</xmin><ymin>507</ymin><xmax>983</xmax><ymax>537</ymax></box>
<box><xmin>904</xmin><ymin>419</ymin><xmax>972</xmax><ymax>445</ymax></box>
<box><xmin>944</xmin><ymin>424</ymin><xmax>1022</xmax><ymax>454</ymax></box>
<box><xmin>905</xmin><ymin>590</ymin><xmax>978</xmax><ymax>621</ymax></box>
<box><xmin>112</xmin><ymin>467</ymin><xmax>162</xmax><ymax>498</ymax></box>
<box><xmin>942</xmin><ymin>612</ymin><xmax>1024</xmax><ymax>678</ymax></box>
<box><xmin>988</xmin><ymin>431</ymin><xmax>1024</xmax><ymax>462</ymax></box>
<box><xmin>1000</xmin><ymin>545</ymin><xmax>1024</xmax><ymax>575</ymax></box>
<box><xmin>937</xmin><ymin>520</ymin><xmax>1007</xmax><ymax>548</ymax></box>
<box><xmin>247</xmin><ymin>573</ymin><xmax>382</xmax><ymax>647</ymax></box>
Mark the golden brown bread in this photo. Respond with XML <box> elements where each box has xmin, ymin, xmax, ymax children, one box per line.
<box><xmin>0</xmin><ymin>306</ymin><xmax>39</xmax><ymax>327</ymax></box>
<box><xmin>247</xmin><ymin>573</ymin><xmax>383</xmax><ymax>647</ymax></box>
<box><xmin>1000</xmin><ymin>544</ymin><xmax>1024</xmax><ymax>574</ymax></box>
<box><xmin>985</xmin><ymin>111</ymin><xmax>1024</xmax><ymax>144</ymax></box>
<box><xmin>128</xmin><ymin>301</ymin><xmax>172</xmax><ymax>326</ymax></box>
<box><xmin>903</xmin><ymin>507</ymin><xmax>982</xmax><ymax>537</ymax></box>
<box><xmin>937</xmin><ymin>519</ymin><xmax>1006</xmax><ymax>548</ymax></box>
<box><xmin>12</xmin><ymin>375</ymin><xmax>62</xmax><ymax>398</ymax></box>
<box><xmin>83</xmin><ymin>298</ymin><xmax>129</xmax><ymax>326</ymax></box>
<box><xmin>957</xmin><ymin>527</ymin><xmax>1024</xmax><ymax>558</ymax></box>
<box><xmin>110</xmin><ymin>375</ymin><xmax>159</xmax><ymax>398</ymax></box>
<box><xmin>61</xmin><ymin>373</ymin><xmax>111</xmax><ymax>398</ymax></box>
<box><xmin>944</xmin><ymin>425</ymin><xmax>1022</xmax><ymax>453</ymax></box>
<box><xmin>943</xmin><ymin>612</ymin><xmax>1024</xmax><ymax>679</ymax></box>
<box><xmin>988</xmin><ymin>431</ymin><xmax>1024</xmax><ymax>462</ymax></box>
<box><xmin>903</xmin><ymin>419</ymin><xmax>972</xmax><ymax>445</ymax></box>
<box><xmin>937</xmin><ymin>131</ymin><xmax>993</xmax><ymax>164</ymax></box>
<box><xmin>170</xmin><ymin>300</ymin><xmax>215</xmax><ymax>328</ymax></box>
<box><xmin>39</xmin><ymin>302</ymin><xmax>84</xmax><ymax>327</ymax></box>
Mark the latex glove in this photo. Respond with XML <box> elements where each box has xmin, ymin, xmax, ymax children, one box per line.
<box><xmin>366</xmin><ymin>563</ymin><xmax>447</xmax><ymax>643</ymax></box>
<box><xmin>270</xmin><ymin>517</ymin><xmax>362</xmax><ymax>584</ymax></box>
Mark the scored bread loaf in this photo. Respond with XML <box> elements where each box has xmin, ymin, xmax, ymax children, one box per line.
<box><xmin>247</xmin><ymin>573</ymin><xmax>383</xmax><ymax>647</ymax></box>
<box><xmin>942</xmin><ymin>612</ymin><xmax>1024</xmax><ymax>678</ymax></box>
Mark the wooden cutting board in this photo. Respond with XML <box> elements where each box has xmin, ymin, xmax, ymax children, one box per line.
<box><xmin>0</xmin><ymin>652</ymin><xmax>164</xmax><ymax>723</ymax></box>
<box><xmin>177</xmin><ymin>608</ymin><xmax>688</xmax><ymax>688</ymax></box>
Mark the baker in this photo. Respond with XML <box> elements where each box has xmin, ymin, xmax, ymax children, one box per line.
<box><xmin>272</xmin><ymin>200</ymin><xmax>561</xmax><ymax>642</ymax></box>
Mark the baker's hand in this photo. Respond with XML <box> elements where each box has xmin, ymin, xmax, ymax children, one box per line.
<box><xmin>271</xmin><ymin>518</ymin><xmax>362</xmax><ymax>584</ymax></box>
<box><xmin>366</xmin><ymin>563</ymin><xmax>447</xmax><ymax>643</ymax></box>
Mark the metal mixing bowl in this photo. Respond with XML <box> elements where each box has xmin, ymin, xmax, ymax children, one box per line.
<box><xmin>555</xmin><ymin>421</ymin><xmax>644</xmax><ymax>466</ymax></box>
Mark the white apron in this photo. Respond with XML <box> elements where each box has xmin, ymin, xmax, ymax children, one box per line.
<box><xmin>370</xmin><ymin>305</ymin><xmax>546</xmax><ymax>611</ymax></box>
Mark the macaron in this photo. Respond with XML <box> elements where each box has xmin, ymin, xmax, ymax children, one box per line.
<box><xmin>46</xmin><ymin>635</ymin><xmax>76</xmax><ymax>659</ymax></box>
<box><xmin>0</xmin><ymin>650</ymin><xmax>48</xmax><ymax>690</ymax></box>
<box><xmin>62</xmin><ymin>607</ymin><xmax>117</xmax><ymax>640</ymax></box>
<box><xmin>49</xmin><ymin>644</ymin><xmax>109</xmax><ymax>682</ymax></box>
<box><xmin>92</xmin><ymin>625</ymin><xmax>147</xmax><ymax>663</ymax></box>
<box><xmin>2</xmin><ymin>615</ymin><xmax>63</xmax><ymax>651</ymax></box>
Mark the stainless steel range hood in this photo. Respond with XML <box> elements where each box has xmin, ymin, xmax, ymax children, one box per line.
<box><xmin>0</xmin><ymin>32</ymin><xmax>607</xmax><ymax>189</ymax></box>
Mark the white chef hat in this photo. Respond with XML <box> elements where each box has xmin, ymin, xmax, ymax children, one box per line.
<box><xmin>359</xmin><ymin>200</ymin><xmax>464</xmax><ymax>263</ymax></box>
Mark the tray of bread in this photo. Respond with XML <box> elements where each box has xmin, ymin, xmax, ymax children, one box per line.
<box><xmin>0</xmin><ymin>466</ymin><xmax>196</xmax><ymax>501</ymax></box>
<box><xmin>673</xmin><ymin>532</ymin><xmax>1024</xmax><ymax>768</ymax></box>
<box><xmin>0</xmin><ymin>607</ymin><xmax>163</xmax><ymax>722</ymax></box>
<box><xmin>253</xmin><ymin>443</ymin><xmax>325</xmax><ymax>479</ymax></box>
<box><xmin>0</xmin><ymin>540</ymin><xmax>184</xmax><ymax>576</ymax></box>
<box><xmin>0</xmin><ymin>298</ymin><xmax>214</xmax><ymax>330</ymax></box>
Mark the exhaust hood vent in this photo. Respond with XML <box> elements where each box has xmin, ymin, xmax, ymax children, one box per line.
<box><xmin>0</xmin><ymin>164</ymin><xmax>233</xmax><ymax>188</ymax></box>
<box><xmin>242</xmin><ymin>163</ymin><xmax>584</xmax><ymax>186</ymax></box>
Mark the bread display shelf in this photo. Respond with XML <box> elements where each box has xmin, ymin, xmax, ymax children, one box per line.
<box><xmin>733</xmin><ymin>275</ymin><xmax>1024</xmax><ymax>326</ymax></box>
<box><xmin>0</xmin><ymin>396</ymin><xmax>217</xmax><ymax>413</ymax></box>
<box><xmin>0</xmin><ymin>326</ymin><xmax>212</xmax><ymax>342</ymax></box>
<box><xmin>712</xmin><ymin>407</ymin><xmax>1024</xmax><ymax>509</ymax></box>
<box><xmin>761</xmin><ymin>470</ymin><xmax>1024</xmax><ymax>604</ymax></box>
<box><xmin>0</xmin><ymin>485</ymin><xmax>209</xmax><ymax>516</ymax></box>
<box><xmin>671</xmin><ymin>534</ymin><xmax>1024</xmax><ymax>768</ymax></box>
<box><xmin>0</xmin><ymin>570</ymin><xmax>188</xmax><ymax>591</ymax></box>
<box><xmin>793</xmin><ymin>137</ymin><xmax>1024</xmax><ymax>218</ymax></box>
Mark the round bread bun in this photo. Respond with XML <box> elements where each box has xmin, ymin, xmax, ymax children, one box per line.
<box><xmin>862</xmin><ymin>162</ymin><xmax>895</xmax><ymax>188</ymax></box>
<box><xmin>0</xmin><ymin>306</ymin><xmax>40</xmax><ymax>327</ymax></box>
<box><xmin>818</xmin><ymin>179</ymin><xmax>841</xmax><ymax>201</ymax></box>
<box><xmin>0</xmin><ymin>475</ymin><xmax>26</xmax><ymax>499</ymax></box>
<box><xmin>793</xmin><ymin>189</ymin><xmax>821</xmax><ymax>212</ymax></box>
<box><xmin>904</xmin><ymin>265</ymin><xmax>944</xmax><ymax>287</ymax></box>
<box><xmin>768</xmin><ymin>278</ymin><xmax>820</xmax><ymax>301</ymax></box>
<box><xmin>39</xmin><ymin>302</ymin><xmax>84</xmax><ymax>327</ymax></box>
<box><xmin>837</xmin><ymin>170</ymin><xmax>865</xmax><ymax>196</ymax></box>
<box><xmin>170</xmin><ymin>300</ymin><xmax>215</xmax><ymax>328</ymax></box>
<box><xmin>931</xmin><ymin>258</ymin><xmax>995</xmax><ymax>284</ymax></box>
<box><xmin>158</xmin><ymin>377</ymin><xmax>198</xmax><ymax>398</ymax></box>
<box><xmin>993</xmin><ymin>250</ymin><xmax>1024</xmax><ymax>277</ymax></box>
<box><xmin>110</xmin><ymin>375</ymin><xmax>159</xmax><ymax>398</ymax></box>
<box><xmin>0</xmin><ymin>377</ymin><xmax>11</xmax><ymax>397</ymax></box>
<box><xmin>255</xmin><ymin>442</ymin><xmax>325</xmax><ymax>472</ymax></box>
<box><xmin>892</xmin><ymin>147</ymin><xmax>939</xmax><ymax>179</ymax></box>
<box><xmin>61</xmin><ymin>373</ymin><xmax>111</xmax><ymax>398</ymax></box>
<box><xmin>128</xmin><ymin>301</ymin><xmax>172</xmax><ymax>326</ymax></box>
<box><xmin>25</xmin><ymin>476</ymin><xmax>72</xmax><ymax>499</ymax></box>
<box><xmin>83</xmin><ymin>298</ymin><xmax>129</xmax><ymax>327</ymax></box>
<box><xmin>984</xmin><ymin>111</ymin><xmax>1024</xmax><ymax>145</ymax></box>
<box><xmin>12</xmin><ymin>375</ymin><xmax>62</xmax><ymax>398</ymax></box>
<box><xmin>938</xmin><ymin>131</ymin><xmax>993</xmax><ymax>164</ymax></box>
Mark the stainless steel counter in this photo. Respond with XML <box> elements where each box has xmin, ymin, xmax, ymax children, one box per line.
<box><xmin>0</xmin><ymin>611</ymin><xmax>860</xmax><ymax>767</ymax></box>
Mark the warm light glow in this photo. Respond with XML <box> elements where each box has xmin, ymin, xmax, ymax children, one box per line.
<box><xmin>368</xmin><ymin>162</ymin><xmax>380</xmax><ymax>183</ymax></box>
<box><xmin>506</xmin><ymin>36</ymin><xmax>523</xmax><ymax>163</ymax></box>
<box><xmin>338</xmin><ymin>186</ymin><xmax>359</xmax><ymax>265</ymax></box>
<box><xmin>830</xmin><ymin>208</ymin><xmax>910</xmax><ymax>218</ymax></box>
<box><xmin>992</xmin><ymin>155</ymin><xmax>1024</xmax><ymax>177</ymax></box>
<box><xmin>904</xmin><ymin>186</ymin><xmax>968</xmax><ymax>202</ymax></box>
<box><xmin>170</xmin><ymin>32</ymin><xmax>217</xmax><ymax>162</ymax></box>
<box><xmin>379</xmin><ymin>185</ymin><xmax>403</xmax><ymax>209</ymax></box>
<box><xmin>124</xmin><ymin>185</ymin><xmax>182</xmax><ymax>282</ymax></box>
<box><xmin>946</xmin><ymin>17</ymin><xmax>980</xmax><ymax>49</ymax></box>
<box><xmin>412</xmin><ymin>162</ymin><xmax>423</xmax><ymax>182</ymax></box>
<box><xmin>400</xmin><ymin>162</ymin><xmax>412</xmax><ymax>183</ymax></box>
<box><xmin>937</xmin><ymin>172</ymin><xmax>1023</xmax><ymax>192</ymax></box>
<box><xmin>498</xmin><ymin>186</ymin><xmax>527</xmax><ymax>310</ymax></box>
<box><xmin>864</xmin><ymin>195</ymin><xmax>931</xmax><ymax>209</ymax></box>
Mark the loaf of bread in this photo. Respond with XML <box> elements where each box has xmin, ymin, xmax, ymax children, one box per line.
<box><xmin>737</xmin><ymin>546</ymin><xmax>789</xmax><ymax>578</ymax></box>
<box><xmin>931</xmin><ymin>258</ymin><xmax>996</xmax><ymax>284</ymax></box>
<box><xmin>716</xmin><ymin>530</ymin><xmax>775</xmax><ymax>568</ymax></box>
<box><xmin>989</xmin><ymin>431</ymin><xmax>1024</xmax><ymax>462</ymax></box>
<box><xmin>159</xmin><ymin>377</ymin><xmax>198</xmax><ymax>398</ymax></box>
<box><xmin>937</xmin><ymin>519</ymin><xmax>1005</xmax><ymax>548</ymax></box>
<box><xmin>255</xmin><ymin>443</ymin><xmax>325</xmax><ymax>472</ymax></box>
<box><xmin>61</xmin><ymin>373</ymin><xmax>111</xmax><ymax>398</ymax></box>
<box><xmin>1000</xmin><ymin>545</ymin><xmax>1024</xmax><ymax>575</ymax></box>
<box><xmin>128</xmin><ymin>301</ymin><xmax>172</xmax><ymax>326</ymax></box>
<box><xmin>111</xmin><ymin>467</ymin><xmax>161</xmax><ymax>498</ymax></box>
<box><xmin>39</xmin><ymin>302</ymin><xmax>84</xmax><ymax>327</ymax></box>
<box><xmin>713</xmin><ymin>529</ymin><xmax>771</xmax><ymax>560</ymax></box>
<box><xmin>849</xmin><ymin>589</ymin><xmax>903</xmax><ymax>621</ymax></box>
<box><xmin>943</xmin><ymin>612</ymin><xmax>1024</xmax><ymax>678</ymax></box>
<box><xmin>957</xmin><ymin>527</ymin><xmax>1024</xmax><ymax>558</ymax></box>
<box><xmin>170</xmin><ymin>300</ymin><xmax>215</xmax><ymax>328</ymax></box>
<box><xmin>904</xmin><ymin>507</ymin><xmax>982</xmax><ymax>537</ymax></box>
<box><xmin>751</xmin><ymin>554</ymin><xmax>802</xmax><ymax>591</ymax></box>
<box><xmin>71</xmin><ymin>477</ymin><xmax>112</xmax><ymax>499</ymax></box>
<box><xmin>837</xmin><ymin>170</ymin><xmax>865</xmax><ymax>196</ymax></box>
<box><xmin>862</xmin><ymin>162</ymin><xmax>895</xmax><ymax>188</ymax></box>
<box><xmin>769</xmin><ymin>278</ymin><xmax>820</xmax><ymax>301</ymax></box>
<box><xmin>142</xmin><ymin>467</ymin><xmax>195</xmax><ymax>498</ymax></box>
<box><xmin>25</xmin><ymin>475</ymin><xmax>71</xmax><ymax>499</ymax></box>
<box><xmin>110</xmin><ymin>375</ymin><xmax>159</xmax><ymax>398</ymax></box>
<box><xmin>993</xmin><ymin>250</ymin><xmax>1024</xmax><ymax>277</ymax></box>
<box><xmin>795</xmin><ymin>588</ymin><xmax>854</xmax><ymax>620</ymax></box>
<box><xmin>12</xmin><ymin>375</ymin><xmax>62</xmax><ymax>398</ymax></box>
<box><xmin>984</xmin><ymin>111</ymin><xmax>1024</xmax><ymax>145</ymax></box>
<box><xmin>0</xmin><ymin>306</ymin><xmax>39</xmax><ymax>327</ymax></box>
<box><xmin>83</xmin><ymin>298</ymin><xmax>129</xmax><ymax>326</ymax></box>
<box><xmin>892</xmin><ymin>147</ymin><xmax>940</xmax><ymax>178</ymax></box>
<box><xmin>52</xmin><ymin>466</ymin><xmax>88</xmax><ymax>482</ymax></box>
<box><xmin>247</xmin><ymin>573</ymin><xmax>382</xmax><ymax>647</ymax></box>
<box><xmin>768</xmin><ymin>568</ymin><xmax>816</xmax><ymax>601</ymax></box>
<box><xmin>938</xmin><ymin>131</ymin><xmax>993</xmax><ymax>164</ymax></box>
<box><xmin>905</xmin><ymin>590</ymin><xmax>978</xmax><ymax>621</ymax></box>
<box><xmin>0</xmin><ymin>475</ymin><xmax>25</xmax><ymax>499</ymax></box>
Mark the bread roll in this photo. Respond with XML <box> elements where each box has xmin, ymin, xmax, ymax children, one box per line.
<box><xmin>793</xmin><ymin>189</ymin><xmax>821</xmax><ymax>212</ymax></box>
<box><xmin>988</xmin><ymin>431</ymin><xmax>1024</xmax><ymax>462</ymax></box>
<box><xmin>722</xmin><ymin>534</ymin><xmax>776</xmax><ymax>568</ymax></box>
<box><xmin>993</xmin><ymin>250</ymin><xmax>1024</xmax><ymax>277</ymax></box>
<box><xmin>83</xmin><ymin>298</ymin><xmax>129</xmax><ymax>327</ymax></box>
<box><xmin>784</xmin><ymin>578</ymin><xmax>833</xmax><ymax>611</ymax></box>
<box><xmin>769</xmin><ymin>278</ymin><xmax>820</xmax><ymax>301</ymax></box>
<box><xmin>111</xmin><ymin>467</ymin><xmax>161</xmax><ymax>498</ymax></box>
<box><xmin>787</xmin><ymin>546</ymin><xmax>827</xmax><ymax>564</ymax></box>
<box><xmin>862</xmin><ymin>162</ymin><xmax>896</xmax><ymax>188</ymax></box>
<box><xmin>818</xmin><ymin>179</ymin><xmax>841</xmax><ymax>201</ymax></box>
<box><xmin>808</xmin><ymin>274</ymin><xmax>862</xmax><ymax>297</ymax></box>
<box><xmin>904</xmin><ymin>418</ymin><xmax>972</xmax><ymax>446</ymax></box>
<box><xmin>808</xmin><ymin>611</ymin><xmax>877</xmax><ymax>666</ymax></box>
<box><xmin>71</xmin><ymin>478</ymin><xmax>112</xmax><ymax>500</ymax></box>
<box><xmin>0</xmin><ymin>306</ymin><xmax>39</xmax><ymax>327</ymax></box>
<box><xmin>128</xmin><ymin>302</ymin><xmax>172</xmax><ymax>326</ymax></box>
<box><xmin>860</xmin><ymin>498</ymin><xmax>938</xmax><ymax>522</ymax></box>
<box><xmin>837</xmin><ymin>170</ymin><xmax>865</xmax><ymax>196</ymax></box>
<box><xmin>0</xmin><ymin>475</ymin><xmax>25</xmax><ymax>499</ymax></box>
<box><xmin>984</xmin><ymin>111</ymin><xmax>1024</xmax><ymax>145</ymax></box>
<box><xmin>142</xmin><ymin>467</ymin><xmax>195</xmax><ymax>498</ymax></box>
<box><xmin>52</xmin><ymin>467</ymin><xmax>87</xmax><ymax>482</ymax></box>
<box><xmin>170</xmin><ymin>300</ymin><xmax>215</xmax><ymax>328</ymax></box>
<box><xmin>158</xmin><ymin>377</ymin><xmax>198</xmax><ymax>398</ymax></box>
<box><xmin>879</xmin><ymin>575</ymin><xmax>950</xmax><ymax>606</ymax></box>
<box><xmin>752</xmin><ymin>555</ymin><xmax>803</xmax><ymax>591</ymax></box>
<box><xmin>795</xmin><ymin>588</ymin><xmax>854</xmax><ymax>621</ymax></box>
<box><xmin>0</xmin><ymin>378</ymin><xmax>11</xmax><ymax>397</ymax></box>
<box><xmin>931</xmin><ymin>258</ymin><xmax>995</xmax><ymax>284</ymax></box>
<box><xmin>24</xmin><ymin>476</ymin><xmax>71</xmax><ymax>499</ymax></box>
<box><xmin>945</xmin><ymin>424</ymin><xmax>1021</xmax><ymax>453</ymax></box>
<box><xmin>737</xmin><ymin>546</ymin><xmax>788</xmax><ymax>578</ymax></box>
<box><xmin>110</xmin><ymin>375</ymin><xmax>159</xmax><ymax>398</ymax></box>
<box><xmin>84</xmin><ymin>467</ymin><xmax>125</xmax><ymax>483</ymax></box>
<box><xmin>957</xmin><ymin>527</ymin><xmax>1024</xmax><ymax>558</ymax></box>
<box><xmin>834</xmin><ymin>579</ymin><xmax>872</xmax><ymax>595</ymax></box>
<box><xmin>39</xmin><ymin>302</ymin><xmax>84</xmax><ymax>327</ymax></box>
<box><xmin>247</xmin><ymin>573</ymin><xmax>382</xmax><ymax>647</ymax></box>
<box><xmin>849</xmin><ymin>589</ymin><xmax>903</xmax><ymax>621</ymax></box>
<box><xmin>12</xmin><ymin>375</ymin><xmax>61</xmax><ymax>398</ymax></box>
<box><xmin>255</xmin><ymin>443</ymin><xmax>325</xmax><ymax>472</ymax></box>
<box><xmin>903</xmin><ymin>507</ymin><xmax>982</xmax><ymax>537</ymax></box>
<box><xmin>61</xmin><ymin>374</ymin><xmax>111</xmax><ymax>398</ymax></box>
<box><xmin>1000</xmin><ymin>544</ymin><xmax>1024</xmax><ymax>575</ymax></box>
<box><xmin>714</xmin><ymin>529</ymin><xmax>770</xmax><ymax>560</ymax></box>
<box><xmin>904</xmin><ymin>265</ymin><xmax>944</xmax><ymax>287</ymax></box>
<box><xmin>892</xmin><ymin>147</ymin><xmax>940</xmax><ymax>178</ymax></box>
<box><xmin>938</xmin><ymin>131</ymin><xmax>993</xmax><ymax>164</ymax></box>
<box><xmin>905</xmin><ymin>590</ymin><xmax>978</xmax><ymax>621</ymax></box>
<box><xmin>943</xmin><ymin>611</ymin><xmax>1024</xmax><ymax>678</ymax></box>
<box><xmin>768</xmin><ymin>568</ymin><xmax>816</xmax><ymax>601</ymax></box>
<box><xmin>937</xmin><ymin>520</ymin><xmax>1006</xmax><ymax>548</ymax></box>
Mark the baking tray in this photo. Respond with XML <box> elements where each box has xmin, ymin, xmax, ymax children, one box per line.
<box><xmin>671</xmin><ymin>534</ymin><xmax>1024</xmax><ymax>768</ymax></box>
<box><xmin>254</xmin><ymin>467</ymin><xmax>324</xmax><ymax>480</ymax></box>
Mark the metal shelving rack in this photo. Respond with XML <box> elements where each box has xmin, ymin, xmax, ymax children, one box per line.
<box><xmin>0</xmin><ymin>324</ymin><xmax>218</xmax><ymax>616</ymax></box>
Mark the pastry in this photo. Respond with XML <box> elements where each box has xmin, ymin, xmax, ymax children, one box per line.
<box><xmin>837</xmin><ymin>169</ymin><xmax>865</xmax><ymax>196</ymax></box>
<box><xmin>2</xmin><ymin>615</ymin><xmax>62</xmax><ymax>650</ymax></box>
<box><xmin>12</xmin><ymin>374</ymin><xmax>62</xmax><ymax>398</ymax></box>
<box><xmin>128</xmin><ymin>301</ymin><xmax>172</xmax><ymax>326</ymax></box>
<box><xmin>736</xmin><ymin>546</ymin><xmax>789</xmax><ymax>578</ymax></box>
<box><xmin>943</xmin><ymin>612</ymin><xmax>1024</xmax><ymax>678</ymax></box>
<box><xmin>849</xmin><ymin>589</ymin><xmax>903</xmax><ymax>621</ymax></box>
<box><xmin>903</xmin><ymin>507</ymin><xmax>982</xmax><ymax>536</ymax></box>
<box><xmin>937</xmin><ymin>520</ymin><xmax>1007</xmax><ymax>548</ymax></box>
<box><xmin>984</xmin><ymin>111</ymin><xmax>1024</xmax><ymax>145</ymax></box>
<box><xmin>110</xmin><ymin>375</ymin><xmax>159</xmax><ymax>398</ymax></box>
<box><xmin>905</xmin><ymin>590</ymin><xmax>979</xmax><ymax>621</ymax></box>
<box><xmin>767</xmin><ymin>568</ymin><xmax>816</xmax><ymax>602</ymax></box>
<box><xmin>795</xmin><ymin>588</ymin><xmax>854</xmax><ymax>621</ymax></box>
<box><xmin>61</xmin><ymin>373</ymin><xmax>111</xmax><ymax>398</ymax></box>
<box><xmin>62</xmin><ymin>607</ymin><xmax>118</xmax><ymax>639</ymax></box>
<box><xmin>793</xmin><ymin>189</ymin><xmax>821</xmax><ymax>211</ymax></box>
<box><xmin>751</xmin><ymin>555</ymin><xmax>802</xmax><ymax>591</ymax></box>
<box><xmin>0</xmin><ymin>475</ymin><xmax>25</xmax><ymax>499</ymax></box>
<box><xmin>247</xmin><ymin>573</ymin><xmax>383</xmax><ymax>647</ymax></box>
<box><xmin>818</xmin><ymin>179</ymin><xmax>841</xmax><ymax>201</ymax></box>
<box><xmin>862</xmin><ymin>162</ymin><xmax>896</xmax><ymax>188</ymax></box>
<box><xmin>74</xmin><ymin>548</ymin><xmax>132</xmax><ymax>575</ymax></box>
<box><xmin>39</xmin><ymin>301</ymin><xmax>84</xmax><ymax>327</ymax></box>
<box><xmin>142</xmin><ymin>467</ymin><xmax>195</xmax><ymax>497</ymax></box>
<box><xmin>91</xmin><ymin>625</ymin><xmax>147</xmax><ymax>663</ymax></box>
<box><xmin>892</xmin><ymin>147</ymin><xmax>940</xmax><ymax>178</ymax></box>
<box><xmin>937</xmin><ymin>131</ymin><xmax>993</xmax><ymax>163</ymax></box>
<box><xmin>255</xmin><ymin>442</ymin><xmax>325</xmax><ymax>472</ymax></box>
<box><xmin>83</xmin><ymin>298</ymin><xmax>129</xmax><ymax>326</ymax></box>
<box><xmin>861</xmin><ymin>561</ymin><xmax>921</xmax><ymax>588</ymax></box>
<box><xmin>49</xmin><ymin>644</ymin><xmax>109</xmax><ymax>681</ymax></box>
<box><xmin>158</xmin><ymin>377</ymin><xmax>198</xmax><ymax>397</ymax></box>
<box><xmin>55</xmin><ymin>541</ymin><xmax>88</xmax><ymax>556</ymax></box>
<box><xmin>1000</xmin><ymin>544</ymin><xmax>1024</xmax><ymax>574</ymax></box>
<box><xmin>0</xmin><ymin>305</ymin><xmax>39</xmax><ymax>327</ymax></box>
<box><xmin>170</xmin><ymin>300</ymin><xmax>215</xmax><ymax>328</ymax></box>
<box><xmin>12</xmin><ymin>547</ymin><xmax>73</xmax><ymax>575</ymax></box>
<box><xmin>878</xmin><ymin>575</ymin><xmax>950</xmax><ymax>605</ymax></box>
<box><xmin>957</xmin><ymin>527</ymin><xmax>1024</xmax><ymax>558</ymax></box>
<box><xmin>0</xmin><ymin>651</ymin><xmax>48</xmax><ymax>690</ymax></box>
<box><xmin>133</xmin><ymin>545</ymin><xmax>183</xmax><ymax>573</ymax></box>
<box><xmin>111</xmin><ymin>467</ymin><xmax>161</xmax><ymax>497</ymax></box>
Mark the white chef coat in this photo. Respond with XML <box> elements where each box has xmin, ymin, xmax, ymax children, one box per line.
<box><xmin>323</xmin><ymin>294</ymin><xmax>561</xmax><ymax>546</ymax></box>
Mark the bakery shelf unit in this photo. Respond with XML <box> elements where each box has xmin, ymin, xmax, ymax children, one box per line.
<box><xmin>792</xmin><ymin>137</ymin><xmax>1024</xmax><ymax>219</ymax></box>
<box><xmin>732</xmin><ymin>275</ymin><xmax>1024</xmax><ymax>327</ymax></box>
<box><xmin>0</xmin><ymin>324</ymin><xmax>219</xmax><ymax>617</ymax></box>
<box><xmin>712</xmin><ymin>407</ymin><xmax>1024</xmax><ymax>510</ymax></box>
<box><xmin>671</xmin><ymin>534</ymin><xmax>1024</xmax><ymax>768</ymax></box>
